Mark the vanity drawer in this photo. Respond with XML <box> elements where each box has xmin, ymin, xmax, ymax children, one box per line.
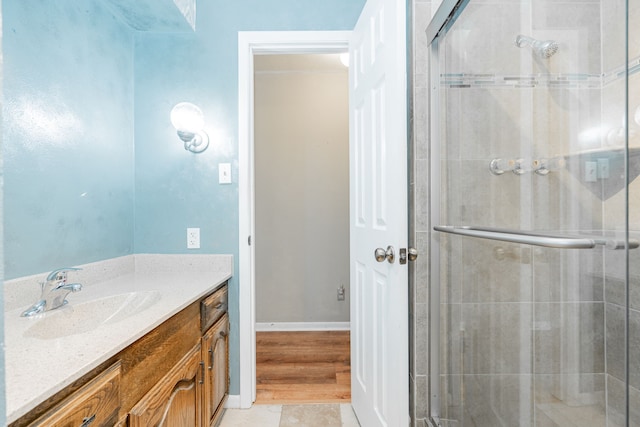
<box><xmin>29</xmin><ymin>362</ymin><xmax>121</xmax><ymax>427</ymax></box>
<box><xmin>201</xmin><ymin>283</ymin><xmax>228</xmax><ymax>332</ymax></box>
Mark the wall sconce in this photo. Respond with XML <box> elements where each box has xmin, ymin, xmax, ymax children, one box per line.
<box><xmin>170</xmin><ymin>102</ymin><xmax>209</xmax><ymax>153</ymax></box>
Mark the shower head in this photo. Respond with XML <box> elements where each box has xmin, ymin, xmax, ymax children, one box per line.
<box><xmin>515</xmin><ymin>35</ymin><xmax>558</xmax><ymax>59</ymax></box>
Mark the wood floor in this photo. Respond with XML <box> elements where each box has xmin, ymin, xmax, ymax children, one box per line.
<box><xmin>255</xmin><ymin>331</ymin><xmax>351</xmax><ymax>404</ymax></box>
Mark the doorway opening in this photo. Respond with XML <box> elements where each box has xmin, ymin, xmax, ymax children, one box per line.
<box><xmin>237</xmin><ymin>31</ymin><xmax>352</xmax><ymax>409</ymax></box>
<box><xmin>253</xmin><ymin>53</ymin><xmax>351</xmax><ymax>403</ymax></box>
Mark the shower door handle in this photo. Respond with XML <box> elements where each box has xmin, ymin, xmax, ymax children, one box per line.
<box><xmin>434</xmin><ymin>225</ymin><xmax>639</xmax><ymax>250</ymax></box>
<box><xmin>374</xmin><ymin>246</ymin><xmax>395</xmax><ymax>263</ymax></box>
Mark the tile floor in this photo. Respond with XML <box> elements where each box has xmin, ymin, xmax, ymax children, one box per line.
<box><xmin>219</xmin><ymin>403</ymin><xmax>361</xmax><ymax>427</ymax></box>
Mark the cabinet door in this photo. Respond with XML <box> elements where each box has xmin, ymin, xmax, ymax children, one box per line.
<box><xmin>202</xmin><ymin>314</ymin><xmax>229</xmax><ymax>426</ymax></box>
<box><xmin>129</xmin><ymin>343</ymin><xmax>203</xmax><ymax>427</ymax></box>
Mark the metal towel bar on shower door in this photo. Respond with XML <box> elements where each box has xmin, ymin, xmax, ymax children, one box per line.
<box><xmin>434</xmin><ymin>225</ymin><xmax>639</xmax><ymax>250</ymax></box>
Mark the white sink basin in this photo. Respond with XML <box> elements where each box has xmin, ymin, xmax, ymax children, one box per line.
<box><xmin>23</xmin><ymin>291</ymin><xmax>161</xmax><ymax>340</ymax></box>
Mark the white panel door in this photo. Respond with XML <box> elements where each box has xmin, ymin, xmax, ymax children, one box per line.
<box><xmin>349</xmin><ymin>0</ymin><xmax>408</xmax><ymax>425</ymax></box>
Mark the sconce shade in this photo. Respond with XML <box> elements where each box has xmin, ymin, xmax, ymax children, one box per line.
<box><xmin>170</xmin><ymin>102</ymin><xmax>209</xmax><ymax>153</ymax></box>
<box><xmin>171</xmin><ymin>102</ymin><xmax>205</xmax><ymax>133</ymax></box>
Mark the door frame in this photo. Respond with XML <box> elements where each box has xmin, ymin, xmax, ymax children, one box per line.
<box><xmin>237</xmin><ymin>30</ymin><xmax>351</xmax><ymax>408</ymax></box>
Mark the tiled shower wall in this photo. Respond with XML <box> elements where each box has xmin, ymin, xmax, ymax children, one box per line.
<box><xmin>409</xmin><ymin>1</ymin><xmax>640</xmax><ymax>426</ymax></box>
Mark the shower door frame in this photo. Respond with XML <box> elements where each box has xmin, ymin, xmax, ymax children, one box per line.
<box><xmin>425</xmin><ymin>1</ymin><xmax>633</xmax><ymax>426</ymax></box>
<box><xmin>425</xmin><ymin>1</ymin><xmax>470</xmax><ymax>424</ymax></box>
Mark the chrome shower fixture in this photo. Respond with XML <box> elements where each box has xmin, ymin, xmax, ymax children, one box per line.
<box><xmin>490</xmin><ymin>157</ymin><xmax>566</xmax><ymax>176</ymax></box>
<box><xmin>490</xmin><ymin>158</ymin><xmax>529</xmax><ymax>175</ymax></box>
<box><xmin>533</xmin><ymin>157</ymin><xmax>566</xmax><ymax>175</ymax></box>
<box><xmin>490</xmin><ymin>158</ymin><xmax>522</xmax><ymax>175</ymax></box>
<box><xmin>515</xmin><ymin>35</ymin><xmax>559</xmax><ymax>59</ymax></box>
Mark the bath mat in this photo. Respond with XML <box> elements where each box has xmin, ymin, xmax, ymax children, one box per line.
<box><xmin>279</xmin><ymin>404</ymin><xmax>341</xmax><ymax>427</ymax></box>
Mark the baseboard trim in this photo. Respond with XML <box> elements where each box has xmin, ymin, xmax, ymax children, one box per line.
<box><xmin>255</xmin><ymin>322</ymin><xmax>350</xmax><ymax>331</ymax></box>
<box><xmin>225</xmin><ymin>394</ymin><xmax>242</xmax><ymax>409</ymax></box>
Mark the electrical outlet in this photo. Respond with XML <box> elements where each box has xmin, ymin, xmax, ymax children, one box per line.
<box><xmin>187</xmin><ymin>228</ymin><xmax>200</xmax><ymax>249</ymax></box>
<box><xmin>337</xmin><ymin>285</ymin><xmax>345</xmax><ymax>301</ymax></box>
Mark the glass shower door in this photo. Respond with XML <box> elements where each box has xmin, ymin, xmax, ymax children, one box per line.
<box><xmin>428</xmin><ymin>0</ymin><xmax>637</xmax><ymax>425</ymax></box>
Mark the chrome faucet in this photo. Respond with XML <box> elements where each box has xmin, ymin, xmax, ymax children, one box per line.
<box><xmin>21</xmin><ymin>268</ymin><xmax>83</xmax><ymax>317</ymax></box>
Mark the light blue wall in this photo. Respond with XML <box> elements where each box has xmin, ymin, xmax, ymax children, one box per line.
<box><xmin>3</xmin><ymin>0</ymin><xmax>135</xmax><ymax>280</ymax></box>
<box><xmin>1</xmin><ymin>0</ymin><xmax>5</xmax><ymax>422</ymax></box>
<box><xmin>134</xmin><ymin>0</ymin><xmax>365</xmax><ymax>395</ymax></box>
<box><xmin>3</xmin><ymin>0</ymin><xmax>365</xmax><ymax>398</ymax></box>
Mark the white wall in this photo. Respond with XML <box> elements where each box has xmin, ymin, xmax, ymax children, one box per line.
<box><xmin>254</xmin><ymin>54</ymin><xmax>349</xmax><ymax>323</ymax></box>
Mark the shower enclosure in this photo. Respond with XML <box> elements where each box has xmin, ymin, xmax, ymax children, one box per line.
<box><xmin>425</xmin><ymin>0</ymin><xmax>638</xmax><ymax>426</ymax></box>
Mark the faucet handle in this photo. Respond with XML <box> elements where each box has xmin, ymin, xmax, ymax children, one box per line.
<box><xmin>46</xmin><ymin>267</ymin><xmax>82</xmax><ymax>282</ymax></box>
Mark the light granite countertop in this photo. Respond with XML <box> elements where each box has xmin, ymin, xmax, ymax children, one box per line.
<box><xmin>4</xmin><ymin>254</ymin><xmax>233</xmax><ymax>424</ymax></box>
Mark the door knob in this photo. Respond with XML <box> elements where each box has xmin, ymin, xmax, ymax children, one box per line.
<box><xmin>374</xmin><ymin>246</ymin><xmax>395</xmax><ymax>263</ymax></box>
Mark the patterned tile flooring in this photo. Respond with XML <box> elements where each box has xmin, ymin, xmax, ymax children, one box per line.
<box><xmin>219</xmin><ymin>403</ymin><xmax>361</xmax><ymax>427</ymax></box>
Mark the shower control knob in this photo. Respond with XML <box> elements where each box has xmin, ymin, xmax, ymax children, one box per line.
<box><xmin>374</xmin><ymin>246</ymin><xmax>395</xmax><ymax>263</ymax></box>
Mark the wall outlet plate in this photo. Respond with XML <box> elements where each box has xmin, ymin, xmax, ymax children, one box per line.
<box><xmin>187</xmin><ymin>227</ymin><xmax>200</xmax><ymax>249</ymax></box>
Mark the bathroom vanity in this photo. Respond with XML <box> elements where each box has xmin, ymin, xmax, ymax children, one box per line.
<box><xmin>4</xmin><ymin>255</ymin><xmax>232</xmax><ymax>427</ymax></box>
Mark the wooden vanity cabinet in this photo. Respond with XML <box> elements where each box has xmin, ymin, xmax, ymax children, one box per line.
<box><xmin>129</xmin><ymin>343</ymin><xmax>203</xmax><ymax>427</ymax></box>
<box><xmin>129</xmin><ymin>282</ymin><xmax>229</xmax><ymax>427</ymax></box>
<box><xmin>202</xmin><ymin>314</ymin><xmax>229</xmax><ymax>426</ymax></box>
<box><xmin>13</xmin><ymin>281</ymin><xmax>229</xmax><ymax>427</ymax></box>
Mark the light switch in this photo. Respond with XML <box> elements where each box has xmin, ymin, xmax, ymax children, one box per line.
<box><xmin>597</xmin><ymin>158</ymin><xmax>610</xmax><ymax>179</ymax></box>
<box><xmin>585</xmin><ymin>161</ymin><xmax>597</xmax><ymax>183</ymax></box>
<box><xmin>219</xmin><ymin>163</ymin><xmax>231</xmax><ymax>184</ymax></box>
